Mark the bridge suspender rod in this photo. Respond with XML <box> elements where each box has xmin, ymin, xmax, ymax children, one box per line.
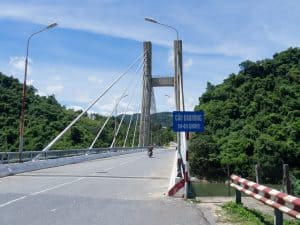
<box><xmin>34</xmin><ymin>52</ymin><xmax>146</xmax><ymax>160</ymax></box>
<box><xmin>110</xmin><ymin>84</ymin><xmax>138</xmax><ymax>148</ymax></box>
<box><xmin>110</xmin><ymin>59</ymin><xmax>144</xmax><ymax>148</ymax></box>
<box><xmin>123</xmin><ymin>70</ymin><xmax>143</xmax><ymax>147</ymax></box>
<box><xmin>89</xmin><ymin>90</ymin><xmax>128</xmax><ymax>149</ymax></box>
<box><xmin>123</xmin><ymin>113</ymin><xmax>133</xmax><ymax>147</ymax></box>
<box><xmin>131</xmin><ymin>113</ymin><xmax>139</xmax><ymax>147</ymax></box>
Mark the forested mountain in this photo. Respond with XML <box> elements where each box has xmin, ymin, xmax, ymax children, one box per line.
<box><xmin>190</xmin><ymin>48</ymin><xmax>300</xmax><ymax>182</ymax></box>
<box><xmin>121</xmin><ymin>112</ymin><xmax>174</xmax><ymax>146</ymax></box>
<box><xmin>123</xmin><ymin>112</ymin><xmax>172</xmax><ymax>128</ymax></box>
<box><xmin>0</xmin><ymin>73</ymin><xmax>174</xmax><ymax>152</ymax></box>
<box><xmin>0</xmin><ymin>73</ymin><xmax>135</xmax><ymax>151</ymax></box>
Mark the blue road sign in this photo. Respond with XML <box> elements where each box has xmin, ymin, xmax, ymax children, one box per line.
<box><xmin>172</xmin><ymin>111</ymin><xmax>204</xmax><ymax>132</ymax></box>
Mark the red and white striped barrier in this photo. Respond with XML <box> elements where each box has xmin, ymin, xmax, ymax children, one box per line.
<box><xmin>231</xmin><ymin>174</ymin><xmax>300</xmax><ymax>220</ymax></box>
<box><xmin>168</xmin><ymin>132</ymin><xmax>190</xmax><ymax>198</ymax></box>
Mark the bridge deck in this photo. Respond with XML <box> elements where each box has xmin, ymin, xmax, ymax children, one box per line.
<box><xmin>0</xmin><ymin>149</ymin><xmax>209</xmax><ymax>225</ymax></box>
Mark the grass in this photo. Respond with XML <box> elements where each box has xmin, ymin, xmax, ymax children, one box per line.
<box><xmin>221</xmin><ymin>202</ymin><xmax>300</xmax><ymax>225</ymax></box>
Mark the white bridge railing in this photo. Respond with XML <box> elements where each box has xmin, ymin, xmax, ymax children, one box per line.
<box><xmin>0</xmin><ymin>147</ymin><xmax>144</xmax><ymax>164</ymax></box>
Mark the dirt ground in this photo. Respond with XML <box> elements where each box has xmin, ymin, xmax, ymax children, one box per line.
<box><xmin>194</xmin><ymin>196</ymin><xmax>297</xmax><ymax>225</ymax></box>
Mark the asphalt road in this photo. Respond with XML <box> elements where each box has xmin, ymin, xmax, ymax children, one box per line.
<box><xmin>0</xmin><ymin>149</ymin><xmax>210</xmax><ymax>225</ymax></box>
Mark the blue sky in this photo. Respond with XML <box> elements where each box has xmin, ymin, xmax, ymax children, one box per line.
<box><xmin>0</xmin><ymin>0</ymin><xmax>299</xmax><ymax>115</ymax></box>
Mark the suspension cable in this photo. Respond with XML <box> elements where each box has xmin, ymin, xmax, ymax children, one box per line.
<box><xmin>33</xmin><ymin>51</ymin><xmax>147</xmax><ymax>161</ymax></box>
<box><xmin>110</xmin><ymin>59</ymin><xmax>144</xmax><ymax>148</ymax></box>
<box><xmin>122</xmin><ymin>69</ymin><xmax>142</xmax><ymax>147</ymax></box>
<box><xmin>89</xmin><ymin>90</ymin><xmax>128</xmax><ymax>149</ymax></box>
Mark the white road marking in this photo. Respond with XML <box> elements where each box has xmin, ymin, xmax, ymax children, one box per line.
<box><xmin>119</xmin><ymin>161</ymin><xmax>130</xmax><ymax>166</ymax></box>
<box><xmin>105</xmin><ymin>166</ymin><xmax>115</xmax><ymax>172</ymax></box>
<box><xmin>0</xmin><ymin>196</ymin><xmax>27</xmax><ymax>208</ymax></box>
<box><xmin>51</xmin><ymin>208</ymin><xmax>57</xmax><ymax>212</ymax></box>
<box><xmin>30</xmin><ymin>177</ymin><xmax>86</xmax><ymax>196</ymax></box>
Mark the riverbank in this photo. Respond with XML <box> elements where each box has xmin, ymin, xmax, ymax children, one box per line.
<box><xmin>193</xmin><ymin>197</ymin><xmax>299</xmax><ymax>224</ymax></box>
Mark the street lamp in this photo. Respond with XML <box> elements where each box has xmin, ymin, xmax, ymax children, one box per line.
<box><xmin>19</xmin><ymin>23</ymin><xmax>58</xmax><ymax>162</ymax></box>
<box><xmin>145</xmin><ymin>17</ymin><xmax>184</xmax><ymax>181</ymax></box>
<box><xmin>144</xmin><ymin>17</ymin><xmax>179</xmax><ymax>40</ymax></box>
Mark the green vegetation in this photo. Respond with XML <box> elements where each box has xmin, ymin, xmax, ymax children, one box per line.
<box><xmin>149</xmin><ymin>112</ymin><xmax>175</xmax><ymax>146</ymax></box>
<box><xmin>190</xmin><ymin>48</ymin><xmax>300</xmax><ymax>183</ymax></box>
<box><xmin>222</xmin><ymin>202</ymin><xmax>300</xmax><ymax>225</ymax></box>
<box><xmin>0</xmin><ymin>73</ymin><xmax>174</xmax><ymax>152</ymax></box>
<box><xmin>122</xmin><ymin>112</ymin><xmax>175</xmax><ymax>146</ymax></box>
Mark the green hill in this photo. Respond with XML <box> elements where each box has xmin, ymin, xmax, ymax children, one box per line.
<box><xmin>0</xmin><ymin>73</ymin><xmax>133</xmax><ymax>151</ymax></box>
<box><xmin>190</xmin><ymin>48</ymin><xmax>300</xmax><ymax>182</ymax></box>
<box><xmin>122</xmin><ymin>112</ymin><xmax>172</xmax><ymax>128</ymax></box>
<box><xmin>0</xmin><ymin>73</ymin><xmax>174</xmax><ymax>152</ymax></box>
<box><xmin>121</xmin><ymin>112</ymin><xmax>174</xmax><ymax>146</ymax></box>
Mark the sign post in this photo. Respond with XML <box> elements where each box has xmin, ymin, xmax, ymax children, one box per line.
<box><xmin>172</xmin><ymin>111</ymin><xmax>204</xmax><ymax>199</ymax></box>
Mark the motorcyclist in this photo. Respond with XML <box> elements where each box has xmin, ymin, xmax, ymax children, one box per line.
<box><xmin>148</xmin><ymin>145</ymin><xmax>153</xmax><ymax>157</ymax></box>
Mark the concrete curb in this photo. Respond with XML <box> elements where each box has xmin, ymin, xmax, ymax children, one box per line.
<box><xmin>0</xmin><ymin>148</ymin><xmax>146</xmax><ymax>178</ymax></box>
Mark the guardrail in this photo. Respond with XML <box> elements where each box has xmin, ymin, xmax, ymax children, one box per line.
<box><xmin>0</xmin><ymin>147</ymin><xmax>143</xmax><ymax>164</ymax></box>
<box><xmin>230</xmin><ymin>174</ymin><xmax>300</xmax><ymax>225</ymax></box>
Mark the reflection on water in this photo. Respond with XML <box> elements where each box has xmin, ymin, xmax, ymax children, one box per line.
<box><xmin>191</xmin><ymin>182</ymin><xmax>234</xmax><ymax>197</ymax></box>
<box><xmin>191</xmin><ymin>182</ymin><xmax>282</xmax><ymax>197</ymax></box>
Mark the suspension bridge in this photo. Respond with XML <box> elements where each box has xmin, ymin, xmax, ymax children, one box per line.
<box><xmin>0</xmin><ymin>40</ymin><xmax>201</xmax><ymax>225</ymax></box>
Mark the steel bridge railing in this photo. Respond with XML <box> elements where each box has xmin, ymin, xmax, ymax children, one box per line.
<box><xmin>0</xmin><ymin>147</ymin><xmax>144</xmax><ymax>164</ymax></box>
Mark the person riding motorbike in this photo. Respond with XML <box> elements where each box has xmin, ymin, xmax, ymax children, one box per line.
<box><xmin>147</xmin><ymin>145</ymin><xmax>153</xmax><ymax>157</ymax></box>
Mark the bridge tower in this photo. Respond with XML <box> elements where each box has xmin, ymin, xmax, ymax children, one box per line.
<box><xmin>138</xmin><ymin>41</ymin><xmax>182</xmax><ymax>147</ymax></box>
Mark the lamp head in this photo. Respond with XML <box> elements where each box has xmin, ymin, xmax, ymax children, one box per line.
<box><xmin>47</xmin><ymin>23</ymin><xmax>58</xmax><ymax>29</ymax></box>
<box><xmin>145</xmin><ymin>17</ymin><xmax>158</xmax><ymax>24</ymax></box>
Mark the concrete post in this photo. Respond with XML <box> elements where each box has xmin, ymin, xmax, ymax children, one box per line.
<box><xmin>274</xmin><ymin>208</ymin><xmax>283</xmax><ymax>225</ymax></box>
<box><xmin>235</xmin><ymin>189</ymin><xmax>242</xmax><ymax>204</ymax></box>
<box><xmin>282</xmin><ymin>164</ymin><xmax>292</xmax><ymax>194</ymax></box>
<box><xmin>139</xmin><ymin>42</ymin><xmax>152</xmax><ymax>147</ymax></box>
<box><xmin>255</xmin><ymin>164</ymin><xmax>262</xmax><ymax>184</ymax></box>
<box><xmin>174</xmin><ymin>40</ymin><xmax>183</xmax><ymax>178</ymax></box>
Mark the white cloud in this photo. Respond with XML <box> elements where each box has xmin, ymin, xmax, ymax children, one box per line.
<box><xmin>76</xmin><ymin>94</ymin><xmax>92</xmax><ymax>104</ymax></box>
<box><xmin>186</xmin><ymin>97</ymin><xmax>198</xmax><ymax>111</ymax></box>
<box><xmin>53</xmin><ymin>75</ymin><xmax>61</xmax><ymax>81</ymax></box>
<box><xmin>67</xmin><ymin>105</ymin><xmax>83</xmax><ymax>111</ymax></box>
<box><xmin>2</xmin><ymin>0</ymin><xmax>299</xmax><ymax>117</ymax></box>
<box><xmin>96</xmin><ymin>97</ymin><xmax>135</xmax><ymax>116</ymax></box>
<box><xmin>27</xmin><ymin>79</ymin><xmax>34</xmax><ymax>85</ymax></box>
<box><xmin>0</xmin><ymin>1</ymin><xmax>262</xmax><ymax>59</ymax></box>
<box><xmin>96</xmin><ymin>103</ymin><xmax>113</xmax><ymax>116</ymax></box>
<box><xmin>125</xmin><ymin>111</ymin><xmax>138</xmax><ymax>115</ymax></box>
<box><xmin>88</xmin><ymin>75</ymin><xmax>103</xmax><ymax>85</ymax></box>
<box><xmin>37</xmin><ymin>90</ymin><xmax>47</xmax><ymax>96</ymax></box>
<box><xmin>46</xmin><ymin>84</ymin><xmax>64</xmax><ymax>94</ymax></box>
<box><xmin>165</xmin><ymin>94</ymin><xmax>175</xmax><ymax>108</ymax></box>
<box><xmin>9</xmin><ymin>56</ymin><xmax>33</xmax><ymax>74</ymax></box>
<box><xmin>183</xmin><ymin>58</ymin><xmax>194</xmax><ymax>72</ymax></box>
<box><xmin>167</xmin><ymin>49</ymin><xmax>174</xmax><ymax>66</ymax></box>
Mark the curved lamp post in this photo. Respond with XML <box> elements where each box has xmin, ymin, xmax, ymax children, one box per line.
<box><xmin>145</xmin><ymin>17</ymin><xmax>185</xmax><ymax>190</ymax></box>
<box><xmin>19</xmin><ymin>23</ymin><xmax>58</xmax><ymax>162</ymax></box>
<box><xmin>145</xmin><ymin>17</ymin><xmax>178</xmax><ymax>40</ymax></box>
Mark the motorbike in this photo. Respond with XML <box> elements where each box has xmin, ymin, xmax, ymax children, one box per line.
<box><xmin>147</xmin><ymin>146</ymin><xmax>153</xmax><ymax>158</ymax></box>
